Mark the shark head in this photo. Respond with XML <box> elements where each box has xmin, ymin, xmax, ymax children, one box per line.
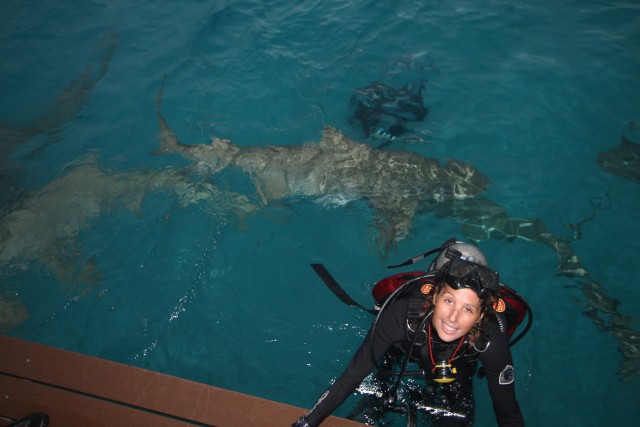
<box><xmin>444</xmin><ymin>159</ymin><xmax>491</xmax><ymax>198</ymax></box>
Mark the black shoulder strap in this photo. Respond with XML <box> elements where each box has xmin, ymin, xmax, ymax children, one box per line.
<box><xmin>310</xmin><ymin>264</ymin><xmax>377</xmax><ymax>315</ymax></box>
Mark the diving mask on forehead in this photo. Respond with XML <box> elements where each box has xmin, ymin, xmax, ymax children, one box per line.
<box><xmin>444</xmin><ymin>257</ymin><xmax>499</xmax><ymax>300</ymax></box>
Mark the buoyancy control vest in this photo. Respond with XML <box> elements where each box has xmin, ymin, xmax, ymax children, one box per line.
<box><xmin>373</xmin><ymin>273</ymin><xmax>479</xmax><ymax>380</ymax></box>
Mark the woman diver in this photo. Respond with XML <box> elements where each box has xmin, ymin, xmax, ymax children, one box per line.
<box><xmin>293</xmin><ymin>239</ymin><xmax>526</xmax><ymax>426</ymax></box>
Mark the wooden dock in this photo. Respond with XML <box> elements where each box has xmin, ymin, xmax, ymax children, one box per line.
<box><xmin>0</xmin><ymin>335</ymin><xmax>362</xmax><ymax>426</ymax></box>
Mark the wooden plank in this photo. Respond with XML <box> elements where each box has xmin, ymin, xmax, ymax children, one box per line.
<box><xmin>0</xmin><ymin>375</ymin><xmax>194</xmax><ymax>426</ymax></box>
<box><xmin>0</xmin><ymin>336</ymin><xmax>362</xmax><ymax>427</ymax></box>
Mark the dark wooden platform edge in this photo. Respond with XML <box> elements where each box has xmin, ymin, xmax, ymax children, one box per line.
<box><xmin>0</xmin><ymin>335</ymin><xmax>362</xmax><ymax>427</ymax></box>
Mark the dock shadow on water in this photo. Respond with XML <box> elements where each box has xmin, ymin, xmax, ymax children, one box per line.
<box><xmin>154</xmin><ymin>77</ymin><xmax>640</xmax><ymax>381</ymax></box>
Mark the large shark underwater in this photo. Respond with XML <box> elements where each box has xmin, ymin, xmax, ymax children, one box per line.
<box><xmin>0</xmin><ymin>157</ymin><xmax>258</xmax><ymax>332</ymax></box>
<box><xmin>154</xmin><ymin>122</ymin><xmax>489</xmax><ymax>252</ymax></box>
<box><xmin>154</xmin><ymin>79</ymin><xmax>640</xmax><ymax>380</ymax></box>
<box><xmin>154</xmin><ymin>81</ymin><xmax>488</xmax><ymax>253</ymax></box>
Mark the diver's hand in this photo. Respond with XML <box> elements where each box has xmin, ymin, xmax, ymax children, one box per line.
<box><xmin>292</xmin><ymin>415</ymin><xmax>311</xmax><ymax>427</ymax></box>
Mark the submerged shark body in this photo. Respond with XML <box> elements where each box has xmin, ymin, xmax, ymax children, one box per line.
<box><xmin>597</xmin><ymin>136</ymin><xmax>640</xmax><ymax>183</ymax></box>
<box><xmin>0</xmin><ymin>158</ymin><xmax>257</xmax><ymax>289</ymax></box>
<box><xmin>156</xmin><ymin>107</ymin><xmax>489</xmax><ymax>251</ymax></box>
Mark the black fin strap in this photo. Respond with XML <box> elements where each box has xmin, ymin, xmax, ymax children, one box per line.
<box><xmin>310</xmin><ymin>264</ymin><xmax>377</xmax><ymax>315</ymax></box>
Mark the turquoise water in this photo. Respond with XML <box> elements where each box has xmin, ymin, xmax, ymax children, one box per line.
<box><xmin>1</xmin><ymin>0</ymin><xmax>640</xmax><ymax>425</ymax></box>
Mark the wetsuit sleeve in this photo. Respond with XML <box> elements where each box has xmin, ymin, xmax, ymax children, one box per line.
<box><xmin>479</xmin><ymin>331</ymin><xmax>525</xmax><ymax>427</ymax></box>
<box><xmin>304</xmin><ymin>299</ymin><xmax>409</xmax><ymax>426</ymax></box>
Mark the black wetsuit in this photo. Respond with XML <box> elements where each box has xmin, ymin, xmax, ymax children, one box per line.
<box><xmin>304</xmin><ymin>289</ymin><xmax>525</xmax><ymax>426</ymax></box>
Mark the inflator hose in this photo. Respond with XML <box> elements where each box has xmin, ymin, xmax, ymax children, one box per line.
<box><xmin>493</xmin><ymin>312</ymin><xmax>509</xmax><ymax>338</ymax></box>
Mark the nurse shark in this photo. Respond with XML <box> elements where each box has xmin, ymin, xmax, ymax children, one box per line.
<box><xmin>155</xmin><ymin>84</ymin><xmax>489</xmax><ymax>253</ymax></box>
<box><xmin>154</xmin><ymin>80</ymin><xmax>639</xmax><ymax>380</ymax></box>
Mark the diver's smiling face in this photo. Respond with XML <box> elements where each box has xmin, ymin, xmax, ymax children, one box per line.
<box><xmin>432</xmin><ymin>284</ymin><xmax>483</xmax><ymax>342</ymax></box>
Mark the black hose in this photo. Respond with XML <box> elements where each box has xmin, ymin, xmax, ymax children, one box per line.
<box><xmin>501</xmin><ymin>284</ymin><xmax>534</xmax><ymax>347</ymax></box>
